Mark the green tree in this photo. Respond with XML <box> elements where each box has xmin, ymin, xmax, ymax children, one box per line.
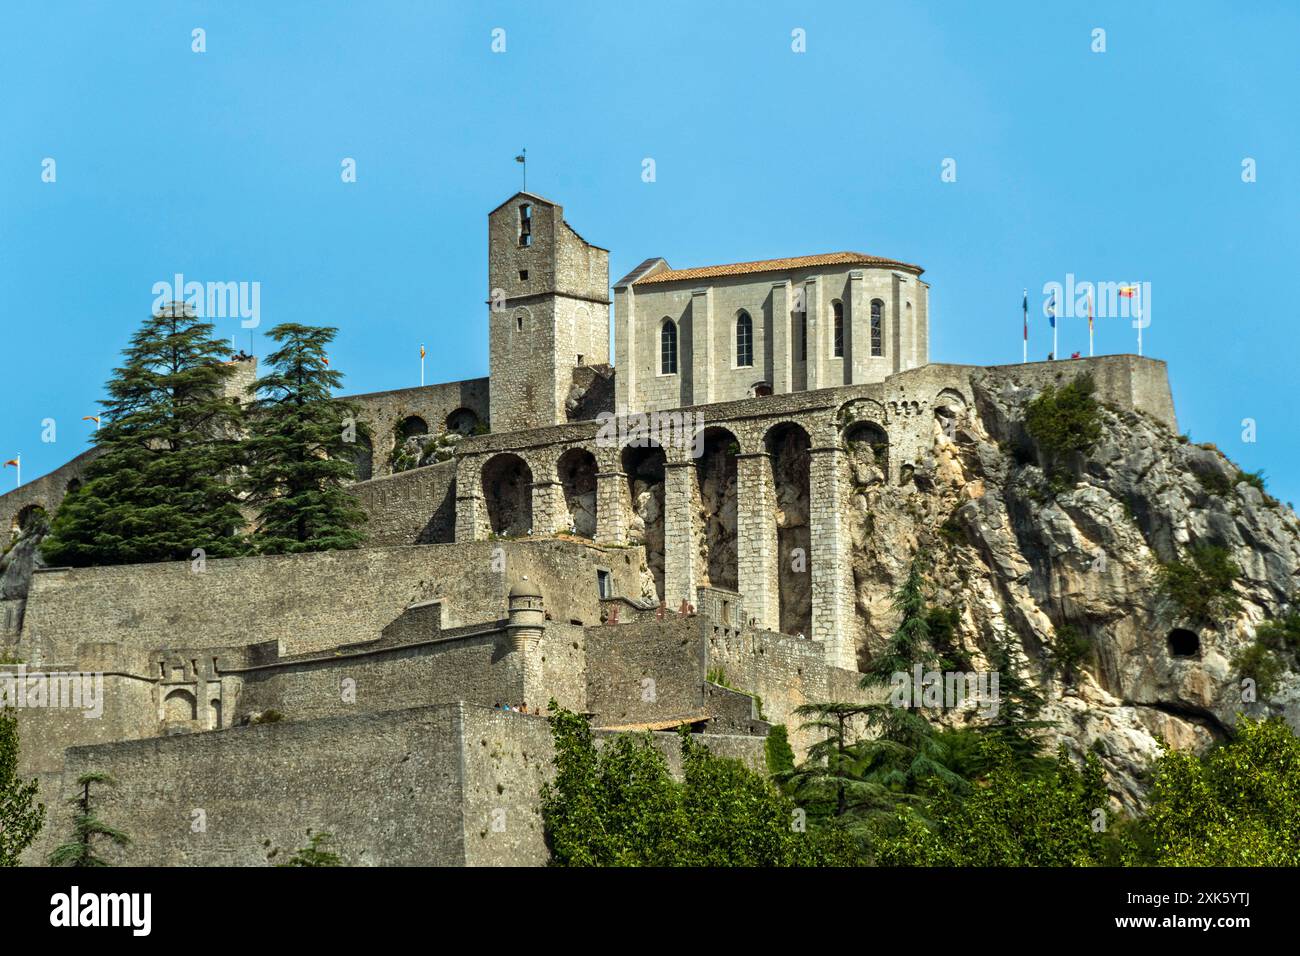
<box><xmin>873</xmin><ymin>741</ymin><xmax>1120</xmax><ymax>866</ymax></box>
<box><xmin>0</xmin><ymin>708</ymin><xmax>45</xmax><ymax>865</ymax></box>
<box><xmin>864</xmin><ymin>553</ymin><xmax>937</xmax><ymax>683</ymax></box>
<box><xmin>1142</xmin><ymin>717</ymin><xmax>1300</xmax><ymax>865</ymax></box>
<box><xmin>48</xmin><ymin>771</ymin><xmax>129</xmax><ymax>867</ymax></box>
<box><xmin>242</xmin><ymin>323</ymin><xmax>366</xmax><ymax>554</ymax></box>
<box><xmin>42</xmin><ymin>304</ymin><xmax>247</xmax><ymax>566</ymax></box>
<box><xmin>540</xmin><ymin>705</ymin><xmax>827</xmax><ymax>866</ymax></box>
<box><xmin>764</xmin><ymin>723</ymin><xmax>796</xmax><ymax>776</ymax></box>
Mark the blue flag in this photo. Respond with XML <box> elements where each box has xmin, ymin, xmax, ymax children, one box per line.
<box><xmin>1045</xmin><ymin>291</ymin><xmax>1057</xmax><ymax>328</ymax></box>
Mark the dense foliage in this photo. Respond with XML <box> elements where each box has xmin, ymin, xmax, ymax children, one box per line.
<box><xmin>540</xmin><ymin>705</ymin><xmax>851</xmax><ymax>866</ymax></box>
<box><xmin>1141</xmin><ymin>717</ymin><xmax>1300</xmax><ymax>865</ymax></box>
<box><xmin>0</xmin><ymin>708</ymin><xmax>44</xmax><ymax>865</ymax></box>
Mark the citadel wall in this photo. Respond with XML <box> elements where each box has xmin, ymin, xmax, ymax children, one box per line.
<box><xmin>24</xmin><ymin>540</ymin><xmax>640</xmax><ymax>662</ymax></box>
<box><xmin>31</xmin><ymin>702</ymin><xmax>765</xmax><ymax>866</ymax></box>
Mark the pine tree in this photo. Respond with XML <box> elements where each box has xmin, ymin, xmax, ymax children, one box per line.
<box><xmin>864</xmin><ymin>552</ymin><xmax>937</xmax><ymax>685</ymax></box>
<box><xmin>41</xmin><ymin>303</ymin><xmax>247</xmax><ymax>566</ymax></box>
<box><xmin>242</xmin><ymin>323</ymin><xmax>366</xmax><ymax>554</ymax></box>
<box><xmin>0</xmin><ymin>708</ymin><xmax>45</xmax><ymax>865</ymax></box>
<box><xmin>48</xmin><ymin>771</ymin><xmax>129</xmax><ymax>867</ymax></box>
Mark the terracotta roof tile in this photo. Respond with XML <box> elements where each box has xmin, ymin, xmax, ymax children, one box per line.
<box><xmin>632</xmin><ymin>251</ymin><xmax>923</xmax><ymax>285</ymax></box>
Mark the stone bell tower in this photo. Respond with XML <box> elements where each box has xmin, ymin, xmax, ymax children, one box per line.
<box><xmin>487</xmin><ymin>192</ymin><xmax>610</xmax><ymax>434</ymax></box>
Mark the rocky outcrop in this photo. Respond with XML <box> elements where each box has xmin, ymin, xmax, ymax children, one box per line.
<box><xmin>849</xmin><ymin>368</ymin><xmax>1300</xmax><ymax>811</ymax></box>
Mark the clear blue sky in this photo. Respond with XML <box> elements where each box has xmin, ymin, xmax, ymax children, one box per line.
<box><xmin>3</xmin><ymin>2</ymin><xmax>1298</xmax><ymax>502</ymax></box>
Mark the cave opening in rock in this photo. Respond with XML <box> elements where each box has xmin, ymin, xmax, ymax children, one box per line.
<box><xmin>696</xmin><ymin>427</ymin><xmax>739</xmax><ymax>592</ymax></box>
<box><xmin>765</xmin><ymin>422</ymin><xmax>812</xmax><ymax>638</ymax></box>
<box><xmin>557</xmin><ymin>447</ymin><xmax>598</xmax><ymax>539</ymax></box>
<box><xmin>482</xmin><ymin>453</ymin><xmax>533</xmax><ymax>537</ymax></box>
<box><xmin>844</xmin><ymin>421</ymin><xmax>889</xmax><ymax>488</ymax></box>
<box><xmin>1167</xmin><ymin>628</ymin><xmax>1200</xmax><ymax>658</ymax></box>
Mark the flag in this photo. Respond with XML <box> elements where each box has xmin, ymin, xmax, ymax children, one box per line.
<box><xmin>515</xmin><ymin>153</ymin><xmax>525</xmax><ymax>164</ymax></box>
<box><xmin>3</xmin><ymin>458</ymin><xmax>17</xmax><ymax>468</ymax></box>
<box><xmin>1087</xmin><ymin>290</ymin><xmax>1094</xmax><ymax>333</ymax></box>
<box><xmin>1022</xmin><ymin>290</ymin><xmax>1028</xmax><ymax>341</ymax></box>
<box><xmin>1045</xmin><ymin>290</ymin><xmax>1057</xmax><ymax>328</ymax></box>
<box><xmin>1118</xmin><ymin>285</ymin><xmax>1138</xmax><ymax>298</ymax></box>
<box><xmin>322</xmin><ymin>356</ymin><xmax>330</xmax><ymax>366</ymax></box>
<box><xmin>82</xmin><ymin>415</ymin><xmax>100</xmax><ymax>424</ymax></box>
<box><xmin>420</xmin><ymin>345</ymin><xmax>426</xmax><ymax>359</ymax></box>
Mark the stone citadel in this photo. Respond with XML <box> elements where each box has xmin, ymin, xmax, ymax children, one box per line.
<box><xmin>0</xmin><ymin>191</ymin><xmax>1186</xmax><ymax>865</ymax></box>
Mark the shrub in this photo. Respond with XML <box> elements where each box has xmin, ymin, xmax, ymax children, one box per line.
<box><xmin>1049</xmin><ymin>624</ymin><xmax>1093</xmax><ymax>679</ymax></box>
<box><xmin>1023</xmin><ymin>373</ymin><xmax>1103</xmax><ymax>483</ymax></box>
<box><xmin>764</xmin><ymin>724</ymin><xmax>795</xmax><ymax>776</ymax></box>
<box><xmin>1255</xmin><ymin>605</ymin><xmax>1300</xmax><ymax>656</ymax></box>
<box><xmin>1157</xmin><ymin>544</ymin><xmax>1241</xmax><ymax>622</ymax></box>
<box><xmin>1232</xmin><ymin>641</ymin><xmax>1284</xmax><ymax>699</ymax></box>
<box><xmin>1236</xmin><ymin>469</ymin><xmax>1267</xmax><ymax>493</ymax></box>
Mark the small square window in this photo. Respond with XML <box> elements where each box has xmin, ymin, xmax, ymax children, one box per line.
<box><xmin>519</xmin><ymin>270</ymin><xmax>529</xmax><ymax>280</ymax></box>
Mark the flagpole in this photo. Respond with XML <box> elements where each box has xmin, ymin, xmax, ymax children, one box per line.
<box><xmin>420</xmin><ymin>345</ymin><xmax>425</xmax><ymax>387</ymax></box>
<box><xmin>1022</xmin><ymin>289</ymin><xmax>1028</xmax><ymax>364</ymax></box>
<box><xmin>1136</xmin><ymin>290</ymin><xmax>1143</xmax><ymax>356</ymax></box>
<box><xmin>1088</xmin><ymin>290</ymin><xmax>1094</xmax><ymax>357</ymax></box>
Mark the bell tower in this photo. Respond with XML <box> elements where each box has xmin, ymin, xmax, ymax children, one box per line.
<box><xmin>487</xmin><ymin>192</ymin><xmax>610</xmax><ymax>434</ymax></box>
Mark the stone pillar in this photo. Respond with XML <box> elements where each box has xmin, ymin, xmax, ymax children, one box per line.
<box><xmin>809</xmin><ymin>445</ymin><xmax>856</xmax><ymax>670</ymax></box>
<box><xmin>690</xmin><ymin>287</ymin><xmax>713</xmax><ymax>406</ymax></box>
<box><xmin>531</xmin><ymin>480</ymin><xmax>565</xmax><ymax>536</ymax></box>
<box><xmin>456</xmin><ymin>491</ymin><xmax>487</xmax><ymax>541</ymax></box>
<box><xmin>848</xmin><ymin>270</ymin><xmax>867</xmax><ymax>385</ymax></box>
<box><xmin>736</xmin><ymin>452</ymin><xmax>779</xmax><ymax>630</ymax></box>
<box><xmin>595</xmin><ymin>471</ymin><xmax>628</xmax><ymax>545</ymax></box>
<box><xmin>771</xmin><ymin>281</ymin><xmax>792</xmax><ymax>394</ymax></box>
<box><xmin>804</xmin><ymin>277</ymin><xmax>821</xmax><ymax>390</ymax></box>
<box><xmin>662</xmin><ymin>461</ymin><xmax>698</xmax><ymax>608</ymax></box>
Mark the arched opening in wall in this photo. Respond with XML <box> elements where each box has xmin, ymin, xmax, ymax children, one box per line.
<box><xmin>765</xmin><ymin>422</ymin><xmax>812</xmax><ymax>638</ymax></box>
<box><xmin>208</xmin><ymin>698</ymin><xmax>222</xmax><ymax>730</ymax></box>
<box><xmin>696</xmin><ymin>427</ymin><xmax>739</xmax><ymax>592</ymax></box>
<box><xmin>348</xmin><ymin>433</ymin><xmax>374</xmax><ymax>482</ymax></box>
<box><xmin>557</xmin><ymin>448</ymin><xmax>598</xmax><ymax>539</ymax></box>
<box><xmin>481</xmin><ymin>454</ymin><xmax>533</xmax><ymax>537</ymax></box>
<box><xmin>446</xmin><ymin>408</ymin><xmax>480</xmax><ymax>436</ymax></box>
<box><xmin>65</xmin><ymin>478</ymin><xmax>82</xmax><ymax>495</ymax></box>
<box><xmin>844</xmin><ymin>422</ymin><xmax>889</xmax><ymax>488</ymax></box>
<box><xmin>398</xmin><ymin>416</ymin><xmax>429</xmax><ymax>439</ymax></box>
<box><xmin>164</xmin><ymin>688</ymin><xmax>197</xmax><ymax>725</ymax></box>
<box><xmin>1167</xmin><ymin>628</ymin><xmax>1200</xmax><ymax>658</ymax></box>
<box><xmin>750</xmin><ymin>381</ymin><xmax>773</xmax><ymax>398</ymax></box>
<box><xmin>622</xmin><ymin>442</ymin><xmax>667</xmax><ymax>602</ymax></box>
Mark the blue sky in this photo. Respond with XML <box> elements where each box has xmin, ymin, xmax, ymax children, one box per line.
<box><xmin>2</xmin><ymin>1</ymin><xmax>1298</xmax><ymax>502</ymax></box>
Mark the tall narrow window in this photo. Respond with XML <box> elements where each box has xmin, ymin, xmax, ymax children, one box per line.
<box><xmin>870</xmin><ymin>299</ymin><xmax>884</xmax><ymax>357</ymax></box>
<box><xmin>798</xmin><ymin>310</ymin><xmax>808</xmax><ymax>361</ymax></box>
<box><xmin>832</xmin><ymin>301</ymin><xmax>844</xmax><ymax>357</ymax></box>
<box><xmin>518</xmin><ymin>203</ymin><xmax>532</xmax><ymax>247</ymax></box>
<box><xmin>660</xmin><ymin>319</ymin><xmax>678</xmax><ymax>374</ymax></box>
<box><xmin>736</xmin><ymin>311</ymin><xmax>753</xmax><ymax>367</ymax></box>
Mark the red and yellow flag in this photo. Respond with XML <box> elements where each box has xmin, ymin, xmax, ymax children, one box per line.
<box><xmin>82</xmin><ymin>415</ymin><xmax>100</xmax><ymax>424</ymax></box>
<box><xmin>1118</xmin><ymin>285</ymin><xmax>1139</xmax><ymax>298</ymax></box>
<box><xmin>420</xmin><ymin>345</ymin><xmax>426</xmax><ymax>360</ymax></box>
<box><xmin>3</xmin><ymin>458</ymin><xmax>18</xmax><ymax>468</ymax></box>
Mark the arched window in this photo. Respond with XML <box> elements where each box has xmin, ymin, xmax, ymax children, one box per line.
<box><xmin>660</xmin><ymin>319</ymin><xmax>678</xmax><ymax>374</ymax></box>
<box><xmin>832</xmin><ymin>301</ymin><xmax>844</xmax><ymax>358</ymax></box>
<box><xmin>736</xmin><ymin>311</ymin><xmax>753</xmax><ymax>367</ymax></box>
<box><xmin>870</xmin><ymin>299</ymin><xmax>884</xmax><ymax>357</ymax></box>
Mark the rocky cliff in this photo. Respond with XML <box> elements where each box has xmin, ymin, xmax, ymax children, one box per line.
<box><xmin>849</xmin><ymin>367</ymin><xmax>1300</xmax><ymax>811</ymax></box>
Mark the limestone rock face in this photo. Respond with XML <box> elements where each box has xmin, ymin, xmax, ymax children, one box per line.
<box><xmin>851</xmin><ymin>369</ymin><xmax>1300</xmax><ymax>811</ymax></box>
